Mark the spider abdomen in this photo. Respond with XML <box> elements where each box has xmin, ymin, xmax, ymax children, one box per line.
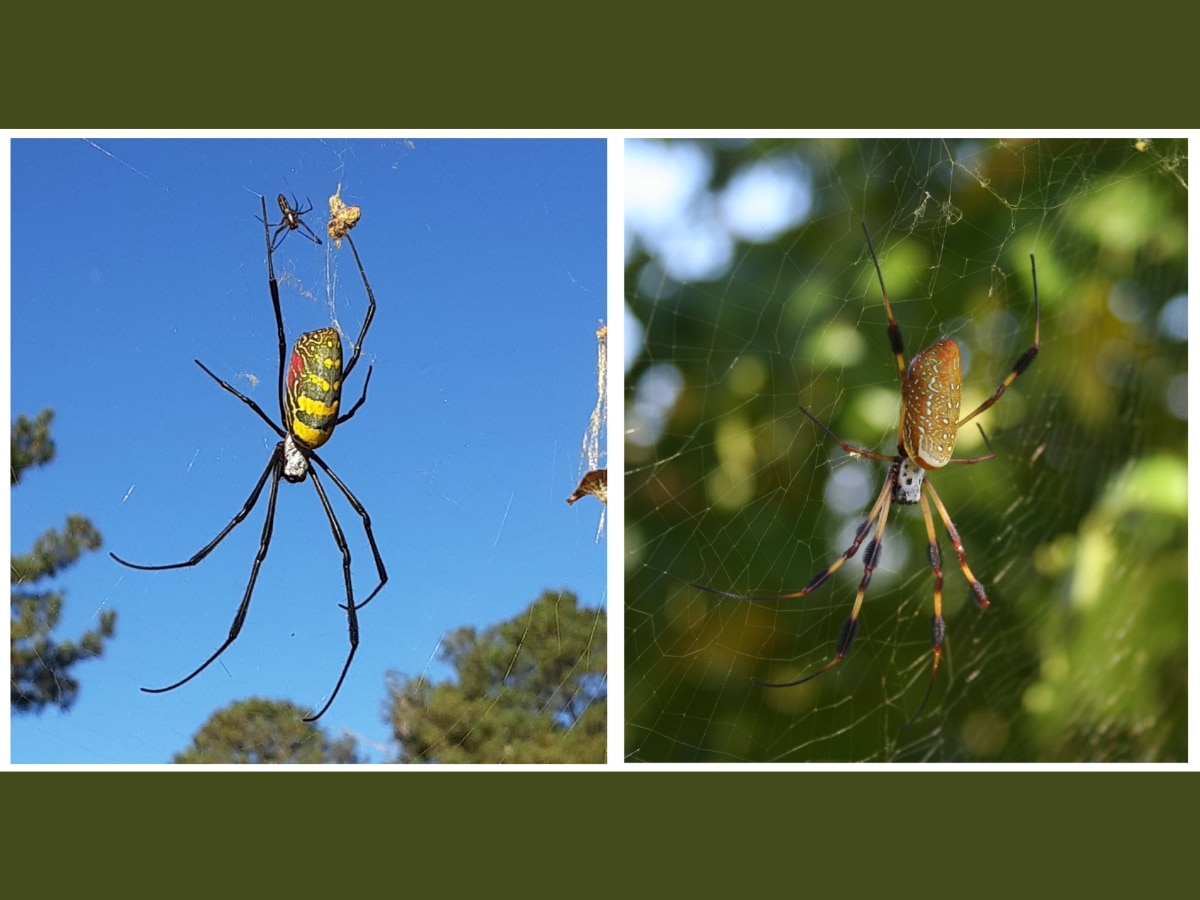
<box><xmin>286</xmin><ymin>327</ymin><xmax>344</xmax><ymax>449</ymax></box>
<box><xmin>900</xmin><ymin>337</ymin><xmax>962</xmax><ymax>469</ymax></box>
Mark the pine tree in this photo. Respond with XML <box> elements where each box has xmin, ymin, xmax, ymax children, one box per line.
<box><xmin>173</xmin><ymin>698</ymin><xmax>362</xmax><ymax>763</ymax></box>
<box><xmin>387</xmin><ymin>588</ymin><xmax>606</xmax><ymax>763</ymax></box>
<box><xmin>11</xmin><ymin>410</ymin><xmax>117</xmax><ymax>712</ymax></box>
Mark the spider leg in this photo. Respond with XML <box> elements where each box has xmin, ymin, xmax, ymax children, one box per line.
<box><xmin>922</xmin><ymin>476</ymin><xmax>989</xmax><ymax>609</ymax></box>
<box><xmin>902</xmin><ymin>488</ymin><xmax>948</xmax><ymax>727</ymax></box>
<box><xmin>338</xmin><ymin>231</ymin><xmax>378</xmax><ymax>381</ymax></box>
<box><xmin>308</xmin><ymin>450</ymin><xmax>388</xmax><ymax>611</ymax></box>
<box><xmin>140</xmin><ymin>447</ymin><xmax>284</xmax><ymax>695</ymax></box>
<box><xmin>944</xmin><ymin>424</ymin><xmax>996</xmax><ymax>466</ymax></box>
<box><xmin>335</xmin><ymin>365</ymin><xmax>372</xmax><ymax>426</ymax></box>
<box><xmin>111</xmin><ymin>444</ymin><xmax>282</xmax><ymax>572</ymax></box>
<box><xmin>861</xmin><ymin>222</ymin><xmax>908</xmax><ymax>381</ymax></box>
<box><xmin>957</xmin><ymin>253</ymin><xmax>1041</xmax><ymax>428</ymax></box>
<box><xmin>690</xmin><ymin>465</ymin><xmax>893</xmax><ymax>602</ymax></box>
<box><xmin>259</xmin><ymin>194</ymin><xmax>291</xmax><ymax>425</ymax></box>
<box><xmin>291</xmin><ymin>216</ymin><xmax>323</xmax><ymax>247</ymax></box>
<box><xmin>270</xmin><ymin>222</ymin><xmax>291</xmax><ymax>251</ymax></box>
<box><xmin>194</xmin><ymin>360</ymin><xmax>285</xmax><ymax>439</ymax></box>
<box><xmin>799</xmin><ymin>405</ymin><xmax>901</xmax><ymax>462</ymax></box>
<box><xmin>755</xmin><ymin>465</ymin><xmax>898</xmax><ymax>688</ymax></box>
<box><xmin>302</xmin><ymin>467</ymin><xmax>360</xmax><ymax>722</ymax></box>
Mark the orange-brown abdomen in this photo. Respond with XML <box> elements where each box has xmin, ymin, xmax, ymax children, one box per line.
<box><xmin>899</xmin><ymin>338</ymin><xmax>961</xmax><ymax>469</ymax></box>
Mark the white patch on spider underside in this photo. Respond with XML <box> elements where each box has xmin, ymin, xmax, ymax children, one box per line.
<box><xmin>283</xmin><ymin>434</ymin><xmax>310</xmax><ymax>483</ymax></box>
<box><xmin>894</xmin><ymin>457</ymin><xmax>924</xmax><ymax>504</ymax></box>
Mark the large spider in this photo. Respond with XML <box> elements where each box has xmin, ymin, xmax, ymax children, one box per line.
<box><xmin>111</xmin><ymin>193</ymin><xmax>387</xmax><ymax>722</ymax></box>
<box><xmin>695</xmin><ymin>223</ymin><xmax>1040</xmax><ymax>723</ymax></box>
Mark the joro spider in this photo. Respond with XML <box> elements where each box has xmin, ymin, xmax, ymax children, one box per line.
<box><xmin>111</xmin><ymin>193</ymin><xmax>387</xmax><ymax>722</ymax></box>
<box><xmin>695</xmin><ymin>222</ymin><xmax>1040</xmax><ymax>723</ymax></box>
<box><xmin>262</xmin><ymin>193</ymin><xmax>323</xmax><ymax>251</ymax></box>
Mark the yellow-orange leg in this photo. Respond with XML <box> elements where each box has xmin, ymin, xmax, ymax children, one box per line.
<box><xmin>689</xmin><ymin>464</ymin><xmax>893</xmax><ymax>603</ymax></box>
<box><xmin>752</xmin><ymin>466</ymin><xmax>898</xmax><ymax>688</ymax></box>
<box><xmin>861</xmin><ymin>223</ymin><xmax>909</xmax><ymax>382</ymax></box>
<box><xmin>902</xmin><ymin>475</ymin><xmax>996</xmax><ymax>726</ymax></box>
<box><xmin>958</xmin><ymin>253</ymin><xmax>1041</xmax><ymax>429</ymax></box>
<box><xmin>904</xmin><ymin>489</ymin><xmax>947</xmax><ymax>726</ymax></box>
<box><xmin>923</xmin><ymin>477</ymin><xmax>988</xmax><ymax>609</ymax></box>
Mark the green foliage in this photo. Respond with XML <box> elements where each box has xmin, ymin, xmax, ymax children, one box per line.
<box><xmin>11</xmin><ymin>409</ymin><xmax>56</xmax><ymax>484</ymax></box>
<box><xmin>387</xmin><ymin>589</ymin><xmax>606</xmax><ymax>763</ymax></box>
<box><xmin>173</xmin><ymin>698</ymin><xmax>361</xmax><ymax>763</ymax></box>
<box><xmin>11</xmin><ymin>409</ymin><xmax>116</xmax><ymax>713</ymax></box>
<box><xmin>1022</xmin><ymin>455</ymin><xmax>1187</xmax><ymax>761</ymax></box>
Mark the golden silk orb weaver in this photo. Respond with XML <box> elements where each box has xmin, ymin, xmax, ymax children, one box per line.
<box><xmin>111</xmin><ymin>193</ymin><xmax>387</xmax><ymax>722</ymax></box>
<box><xmin>695</xmin><ymin>222</ymin><xmax>1040</xmax><ymax>724</ymax></box>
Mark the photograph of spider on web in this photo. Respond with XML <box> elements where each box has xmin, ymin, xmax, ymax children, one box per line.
<box><xmin>11</xmin><ymin>138</ymin><xmax>607</xmax><ymax>765</ymax></box>
<box><xmin>625</xmin><ymin>137</ymin><xmax>1187</xmax><ymax>763</ymax></box>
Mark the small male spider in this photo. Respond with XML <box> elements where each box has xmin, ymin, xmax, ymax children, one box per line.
<box><xmin>262</xmin><ymin>192</ymin><xmax>323</xmax><ymax>250</ymax></box>
<box><xmin>695</xmin><ymin>222</ymin><xmax>1040</xmax><ymax>723</ymax></box>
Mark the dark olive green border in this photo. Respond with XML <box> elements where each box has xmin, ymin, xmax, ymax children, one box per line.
<box><xmin>0</xmin><ymin>8</ymin><xmax>1190</xmax><ymax>125</ymax></box>
<box><xmin>4</xmin><ymin>772</ymin><xmax>1196</xmax><ymax>887</ymax></box>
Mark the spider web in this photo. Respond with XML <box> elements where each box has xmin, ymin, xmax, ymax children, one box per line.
<box><xmin>581</xmin><ymin>323</ymin><xmax>608</xmax><ymax>475</ymax></box>
<box><xmin>569</xmin><ymin>323</ymin><xmax>609</xmax><ymax>540</ymax></box>
<box><xmin>625</xmin><ymin>138</ymin><xmax>1188</xmax><ymax>763</ymax></box>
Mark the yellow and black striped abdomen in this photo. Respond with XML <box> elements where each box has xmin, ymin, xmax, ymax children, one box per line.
<box><xmin>286</xmin><ymin>328</ymin><xmax>344</xmax><ymax>449</ymax></box>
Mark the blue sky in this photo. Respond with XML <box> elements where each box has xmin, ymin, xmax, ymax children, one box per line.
<box><xmin>10</xmin><ymin>137</ymin><xmax>608</xmax><ymax>763</ymax></box>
